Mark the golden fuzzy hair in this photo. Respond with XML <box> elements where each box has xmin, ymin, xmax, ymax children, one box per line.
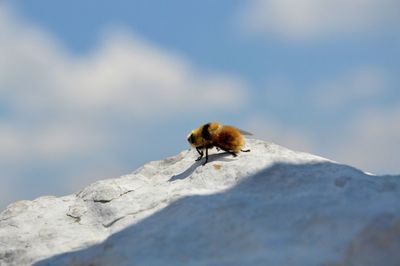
<box><xmin>187</xmin><ymin>122</ymin><xmax>250</xmax><ymax>165</ymax></box>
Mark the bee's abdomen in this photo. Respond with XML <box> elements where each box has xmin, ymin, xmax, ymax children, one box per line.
<box><xmin>214</xmin><ymin>126</ymin><xmax>244</xmax><ymax>153</ymax></box>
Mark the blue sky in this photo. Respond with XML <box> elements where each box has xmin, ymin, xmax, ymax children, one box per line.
<box><xmin>1</xmin><ymin>0</ymin><xmax>399</xmax><ymax>210</ymax></box>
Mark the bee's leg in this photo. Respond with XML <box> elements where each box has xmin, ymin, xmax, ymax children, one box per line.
<box><xmin>216</xmin><ymin>145</ymin><xmax>237</xmax><ymax>157</ymax></box>
<box><xmin>195</xmin><ymin>148</ymin><xmax>203</xmax><ymax>161</ymax></box>
<box><xmin>229</xmin><ymin>152</ymin><xmax>238</xmax><ymax>157</ymax></box>
<box><xmin>202</xmin><ymin>147</ymin><xmax>209</xmax><ymax>166</ymax></box>
<box><xmin>241</xmin><ymin>149</ymin><xmax>250</xmax><ymax>152</ymax></box>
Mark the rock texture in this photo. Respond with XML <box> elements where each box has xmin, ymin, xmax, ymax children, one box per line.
<box><xmin>0</xmin><ymin>139</ymin><xmax>399</xmax><ymax>266</ymax></box>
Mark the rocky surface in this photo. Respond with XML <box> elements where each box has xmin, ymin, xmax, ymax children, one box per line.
<box><xmin>0</xmin><ymin>139</ymin><xmax>399</xmax><ymax>266</ymax></box>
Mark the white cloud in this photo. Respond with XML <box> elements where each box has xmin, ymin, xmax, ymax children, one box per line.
<box><xmin>244</xmin><ymin>116</ymin><xmax>316</xmax><ymax>153</ymax></box>
<box><xmin>0</xmin><ymin>4</ymin><xmax>248</xmax><ymax>209</ymax></box>
<box><xmin>0</xmin><ymin>14</ymin><xmax>247</xmax><ymax>118</ymax></box>
<box><xmin>0</xmin><ymin>4</ymin><xmax>248</xmax><ymax>157</ymax></box>
<box><xmin>239</xmin><ymin>0</ymin><xmax>400</xmax><ymax>40</ymax></box>
<box><xmin>57</xmin><ymin>30</ymin><xmax>247</xmax><ymax>116</ymax></box>
<box><xmin>312</xmin><ymin>66</ymin><xmax>390</xmax><ymax>110</ymax></box>
<box><xmin>332</xmin><ymin>106</ymin><xmax>400</xmax><ymax>175</ymax></box>
<box><xmin>258</xmin><ymin>66</ymin><xmax>390</xmax><ymax>111</ymax></box>
<box><xmin>249</xmin><ymin>66</ymin><xmax>397</xmax><ymax>175</ymax></box>
<box><xmin>244</xmin><ymin>108</ymin><xmax>400</xmax><ymax>176</ymax></box>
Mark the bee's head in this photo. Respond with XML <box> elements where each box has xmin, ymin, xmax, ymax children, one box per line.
<box><xmin>187</xmin><ymin>132</ymin><xmax>195</xmax><ymax>145</ymax></box>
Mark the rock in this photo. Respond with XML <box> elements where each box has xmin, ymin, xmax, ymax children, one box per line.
<box><xmin>0</xmin><ymin>139</ymin><xmax>399</xmax><ymax>266</ymax></box>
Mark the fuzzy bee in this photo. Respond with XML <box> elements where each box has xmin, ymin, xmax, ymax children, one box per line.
<box><xmin>187</xmin><ymin>122</ymin><xmax>251</xmax><ymax>165</ymax></box>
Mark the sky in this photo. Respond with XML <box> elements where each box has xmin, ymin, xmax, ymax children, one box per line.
<box><xmin>1</xmin><ymin>0</ymin><xmax>399</xmax><ymax>210</ymax></box>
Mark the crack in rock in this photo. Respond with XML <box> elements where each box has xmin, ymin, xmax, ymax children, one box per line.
<box><xmin>102</xmin><ymin>200</ymin><xmax>171</xmax><ymax>228</ymax></box>
<box><xmin>93</xmin><ymin>199</ymin><xmax>112</xmax><ymax>204</ymax></box>
<box><xmin>66</xmin><ymin>213</ymin><xmax>81</xmax><ymax>223</ymax></box>
<box><xmin>86</xmin><ymin>189</ymin><xmax>135</xmax><ymax>204</ymax></box>
<box><xmin>103</xmin><ymin>216</ymin><xmax>126</xmax><ymax>228</ymax></box>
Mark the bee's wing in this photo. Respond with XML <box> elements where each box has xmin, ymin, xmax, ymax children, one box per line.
<box><xmin>238</xmin><ymin>129</ymin><xmax>253</xmax><ymax>136</ymax></box>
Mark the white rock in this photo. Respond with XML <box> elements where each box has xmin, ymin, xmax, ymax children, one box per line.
<box><xmin>0</xmin><ymin>139</ymin><xmax>399</xmax><ymax>266</ymax></box>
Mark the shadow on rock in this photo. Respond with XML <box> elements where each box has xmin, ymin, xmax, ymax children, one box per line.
<box><xmin>169</xmin><ymin>152</ymin><xmax>235</xmax><ymax>181</ymax></box>
<box><xmin>34</xmin><ymin>161</ymin><xmax>400</xmax><ymax>266</ymax></box>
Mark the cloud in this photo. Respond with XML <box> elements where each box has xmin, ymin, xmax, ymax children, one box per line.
<box><xmin>57</xmin><ymin>30</ymin><xmax>247</xmax><ymax>117</ymax></box>
<box><xmin>244</xmin><ymin>106</ymin><xmax>400</xmax><ymax>176</ymax></box>
<box><xmin>0</xmin><ymin>124</ymin><xmax>104</xmax><ymax>162</ymax></box>
<box><xmin>311</xmin><ymin>66</ymin><xmax>390</xmax><ymax>110</ymax></box>
<box><xmin>0</xmin><ymin>4</ymin><xmax>248</xmax><ymax>209</ymax></box>
<box><xmin>250</xmin><ymin>66</ymin><xmax>397</xmax><ymax>175</ymax></box>
<box><xmin>258</xmin><ymin>66</ymin><xmax>391</xmax><ymax>112</ymax></box>
<box><xmin>238</xmin><ymin>0</ymin><xmax>400</xmax><ymax>40</ymax></box>
<box><xmin>0</xmin><ymin>11</ymin><xmax>247</xmax><ymax>119</ymax></box>
<box><xmin>244</xmin><ymin>116</ymin><xmax>316</xmax><ymax>153</ymax></box>
<box><xmin>332</xmin><ymin>106</ymin><xmax>400</xmax><ymax>175</ymax></box>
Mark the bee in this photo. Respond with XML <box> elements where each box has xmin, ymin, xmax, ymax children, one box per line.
<box><xmin>187</xmin><ymin>122</ymin><xmax>251</xmax><ymax>165</ymax></box>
